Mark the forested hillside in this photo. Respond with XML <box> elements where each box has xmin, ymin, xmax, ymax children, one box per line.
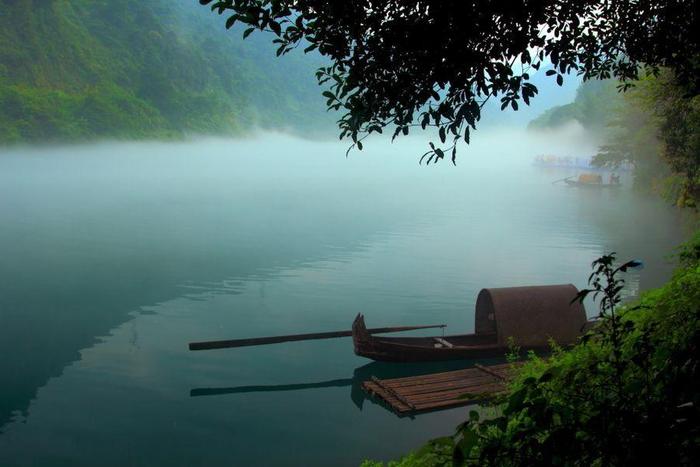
<box><xmin>527</xmin><ymin>79</ymin><xmax>621</xmax><ymax>133</ymax></box>
<box><xmin>0</xmin><ymin>0</ymin><xmax>330</xmax><ymax>143</ymax></box>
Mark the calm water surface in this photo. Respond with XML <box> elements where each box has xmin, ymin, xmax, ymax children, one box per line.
<box><xmin>0</xmin><ymin>133</ymin><xmax>693</xmax><ymax>466</ymax></box>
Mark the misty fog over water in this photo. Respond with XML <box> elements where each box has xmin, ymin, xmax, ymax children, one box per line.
<box><xmin>0</xmin><ymin>131</ymin><xmax>692</xmax><ymax>465</ymax></box>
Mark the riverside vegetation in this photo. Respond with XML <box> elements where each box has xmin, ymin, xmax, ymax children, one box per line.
<box><xmin>363</xmin><ymin>237</ymin><xmax>700</xmax><ymax>466</ymax></box>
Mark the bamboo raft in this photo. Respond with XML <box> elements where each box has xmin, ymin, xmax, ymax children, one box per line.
<box><xmin>362</xmin><ymin>362</ymin><xmax>522</xmax><ymax>415</ymax></box>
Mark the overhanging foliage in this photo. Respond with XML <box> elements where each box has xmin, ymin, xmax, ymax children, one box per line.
<box><xmin>202</xmin><ymin>0</ymin><xmax>699</xmax><ymax>163</ymax></box>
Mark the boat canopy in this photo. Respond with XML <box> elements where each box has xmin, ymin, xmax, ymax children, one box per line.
<box><xmin>578</xmin><ymin>173</ymin><xmax>603</xmax><ymax>184</ymax></box>
<box><xmin>475</xmin><ymin>284</ymin><xmax>587</xmax><ymax>347</ymax></box>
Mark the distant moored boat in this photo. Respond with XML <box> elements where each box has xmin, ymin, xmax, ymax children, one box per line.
<box><xmin>562</xmin><ymin>173</ymin><xmax>622</xmax><ymax>188</ymax></box>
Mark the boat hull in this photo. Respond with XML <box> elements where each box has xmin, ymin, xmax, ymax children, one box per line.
<box><xmin>353</xmin><ymin>336</ymin><xmax>522</xmax><ymax>362</ymax></box>
<box><xmin>352</xmin><ymin>312</ymin><xmax>594</xmax><ymax>362</ymax></box>
<box><xmin>352</xmin><ymin>315</ymin><xmax>510</xmax><ymax>362</ymax></box>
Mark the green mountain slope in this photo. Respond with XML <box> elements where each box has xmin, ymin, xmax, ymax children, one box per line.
<box><xmin>0</xmin><ymin>0</ymin><xmax>330</xmax><ymax>143</ymax></box>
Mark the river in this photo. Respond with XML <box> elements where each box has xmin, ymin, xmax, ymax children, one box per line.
<box><xmin>0</xmin><ymin>131</ymin><xmax>692</xmax><ymax>465</ymax></box>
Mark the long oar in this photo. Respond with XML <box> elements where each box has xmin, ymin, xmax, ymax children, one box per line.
<box><xmin>188</xmin><ymin>323</ymin><xmax>446</xmax><ymax>351</ymax></box>
<box><xmin>552</xmin><ymin>176</ymin><xmax>574</xmax><ymax>185</ymax></box>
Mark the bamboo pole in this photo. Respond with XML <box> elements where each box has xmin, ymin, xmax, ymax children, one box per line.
<box><xmin>552</xmin><ymin>176</ymin><xmax>574</xmax><ymax>185</ymax></box>
<box><xmin>188</xmin><ymin>324</ymin><xmax>446</xmax><ymax>351</ymax></box>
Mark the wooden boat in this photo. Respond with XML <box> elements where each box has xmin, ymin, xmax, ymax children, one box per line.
<box><xmin>563</xmin><ymin>173</ymin><xmax>621</xmax><ymax>188</ymax></box>
<box><xmin>352</xmin><ymin>284</ymin><xmax>590</xmax><ymax>362</ymax></box>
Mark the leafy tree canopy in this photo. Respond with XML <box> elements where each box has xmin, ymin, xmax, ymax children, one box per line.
<box><xmin>201</xmin><ymin>0</ymin><xmax>698</xmax><ymax>163</ymax></box>
<box><xmin>595</xmin><ymin>71</ymin><xmax>700</xmax><ymax>206</ymax></box>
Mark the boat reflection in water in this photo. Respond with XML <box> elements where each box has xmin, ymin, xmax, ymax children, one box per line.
<box><xmin>189</xmin><ymin>358</ymin><xmax>505</xmax><ymax>415</ymax></box>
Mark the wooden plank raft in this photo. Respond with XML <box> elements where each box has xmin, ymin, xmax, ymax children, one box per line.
<box><xmin>362</xmin><ymin>362</ymin><xmax>522</xmax><ymax>415</ymax></box>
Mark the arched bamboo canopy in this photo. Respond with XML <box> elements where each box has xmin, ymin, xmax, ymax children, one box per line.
<box><xmin>475</xmin><ymin>284</ymin><xmax>587</xmax><ymax>347</ymax></box>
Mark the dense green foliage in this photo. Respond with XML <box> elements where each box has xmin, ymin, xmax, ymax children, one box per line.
<box><xmin>0</xmin><ymin>0</ymin><xmax>329</xmax><ymax>144</ymax></box>
<box><xmin>595</xmin><ymin>71</ymin><xmax>700</xmax><ymax>207</ymax></box>
<box><xmin>366</xmin><ymin>241</ymin><xmax>700</xmax><ymax>466</ymax></box>
<box><xmin>202</xmin><ymin>0</ymin><xmax>698</xmax><ymax>163</ymax></box>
